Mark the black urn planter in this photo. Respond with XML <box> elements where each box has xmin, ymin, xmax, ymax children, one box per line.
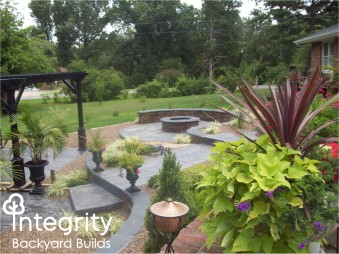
<box><xmin>24</xmin><ymin>160</ymin><xmax>49</xmax><ymax>195</ymax></box>
<box><xmin>91</xmin><ymin>150</ymin><xmax>104</xmax><ymax>172</ymax></box>
<box><xmin>125</xmin><ymin>168</ymin><xmax>140</xmax><ymax>193</ymax></box>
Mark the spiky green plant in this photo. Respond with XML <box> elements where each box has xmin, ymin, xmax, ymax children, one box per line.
<box><xmin>0</xmin><ymin>160</ymin><xmax>23</xmax><ymax>186</ymax></box>
<box><xmin>88</xmin><ymin>129</ymin><xmax>105</xmax><ymax>152</ymax></box>
<box><xmin>174</xmin><ymin>134</ymin><xmax>191</xmax><ymax>144</ymax></box>
<box><xmin>99</xmin><ymin>213</ymin><xmax>124</xmax><ymax>236</ymax></box>
<box><xmin>210</xmin><ymin>67</ymin><xmax>339</xmax><ymax>156</ymax></box>
<box><xmin>45</xmin><ymin>180</ymin><xmax>67</xmax><ymax>197</ymax></box>
<box><xmin>204</xmin><ymin>121</ymin><xmax>222</xmax><ymax>134</ymax></box>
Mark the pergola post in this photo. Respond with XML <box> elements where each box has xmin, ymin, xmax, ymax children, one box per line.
<box><xmin>6</xmin><ymin>82</ymin><xmax>26</xmax><ymax>187</ymax></box>
<box><xmin>75</xmin><ymin>78</ymin><xmax>86</xmax><ymax>151</ymax></box>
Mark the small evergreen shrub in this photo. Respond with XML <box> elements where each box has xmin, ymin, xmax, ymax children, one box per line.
<box><xmin>143</xmin><ymin>149</ymin><xmax>192</xmax><ymax>253</ymax></box>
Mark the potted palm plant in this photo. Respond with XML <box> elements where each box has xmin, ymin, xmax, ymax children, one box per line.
<box><xmin>10</xmin><ymin>107</ymin><xmax>69</xmax><ymax>195</ymax></box>
<box><xmin>88</xmin><ymin>129</ymin><xmax>106</xmax><ymax>172</ymax></box>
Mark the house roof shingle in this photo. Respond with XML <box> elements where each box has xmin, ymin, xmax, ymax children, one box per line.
<box><xmin>294</xmin><ymin>23</ymin><xmax>338</xmax><ymax>45</ymax></box>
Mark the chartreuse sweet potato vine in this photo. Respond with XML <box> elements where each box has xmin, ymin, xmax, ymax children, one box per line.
<box><xmin>198</xmin><ymin>135</ymin><xmax>328</xmax><ymax>253</ymax></box>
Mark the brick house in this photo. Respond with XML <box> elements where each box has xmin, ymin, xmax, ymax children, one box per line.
<box><xmin>294</xmin><ymin>23</ymin><xmax>338</xmax><ymax>74</ymax></box>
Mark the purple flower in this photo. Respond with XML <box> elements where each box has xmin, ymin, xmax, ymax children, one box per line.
<box><xmin>265</xmin><ymin>190</ymin><xmax>274</xmax><ymax>198</ymax></box>
<box><xmin>298</xmin><ymin>242</ymin><xmax>305</xmax><ymax>250</ymax></box>
<box><xmin>314</xmin><ymin>221</ymin><xmax>326</xmax><ymax>232</ymax></box>
<box><xmin>237</xmin><ymin>202</ymin><xmax>250</xmax><ymax>212</ymax></box>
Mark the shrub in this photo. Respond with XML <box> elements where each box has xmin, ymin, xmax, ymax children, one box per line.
<box><xmin>67</xmin><ymin>60</ymin><xmax>125</xmax><ymax>102</ymax></box>
<box><xmin>159</xmin><ymin>57</ymin><xmax>184</xmax><ymax>72</ymax></box>
<box><xmin>144</xmin><ymin>149</ymin><xmax>191</xmax><ymax>253</ymax></box>
<box><xmin>175</xmin><ymin>76</ymin><xmax>211</xmax><ymax>96</ymax></box>
<box><xmin>182</xmin><ymin>162</ymin><xmax>210</xmax><ymax>218</ymax></box>
<box><xmin>136</xmin><ymin>80</ymin><xmax>164</xmax><ymax>98</ymax></box>
<box><xmin>155</xmin><ymin>69</ymin><xmax>184</xmax><ymax>87</ymax></box>
<box><xmin>216</xmin><ymin>68</ymin><xmax>240</xmax><ymax>93</ymax></box>
<box><xmin>306</xmin><ymin>95</ymin><xmax>338</xmax><ymax>137</ymax></box>
<box><xmin>263</xmin><ymin>62</ymin><xmax>289</xmax><ymax>85</ymax></box>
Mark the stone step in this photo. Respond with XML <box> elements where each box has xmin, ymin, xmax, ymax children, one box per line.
<box><xmin>69</xmin><ymin>183</ymin><xmax>123</xmax><ymax>216</ymax></box>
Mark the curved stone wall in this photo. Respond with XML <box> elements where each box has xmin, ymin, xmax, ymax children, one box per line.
<box><xmin>138</xmin><ymin>108</ymin><xmax>232</xmax><ymax>124</ymax></box>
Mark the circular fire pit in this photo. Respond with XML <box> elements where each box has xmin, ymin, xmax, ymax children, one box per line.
<box><xmin>160</xmin><ymin>116</ymin><xmax>200</xmax><ymax>133</ymax></box>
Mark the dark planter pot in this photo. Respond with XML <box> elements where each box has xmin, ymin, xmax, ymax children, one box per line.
<box><xmin>24</xmin><ymin>160</ymin><xmax>49</xmax><ymax>195</ymax></box>
<box><xmin>90</xmin><ymin>150</ymin><xmax>104</xmax><ymax>172</ymax></box>
<box><xmin>125</xmin><ymin>168</ymin><xmax>140</xmax><ymax>193</ymax></box>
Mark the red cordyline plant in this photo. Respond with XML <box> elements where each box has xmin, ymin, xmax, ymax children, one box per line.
<box><xmin>210</xmin><ymin>67</ymin><xmax>339</xmax><ymax>157</ymax></box>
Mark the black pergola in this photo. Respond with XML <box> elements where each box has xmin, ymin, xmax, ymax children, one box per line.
<box><xmin>1</xmin><ymin>72</ymin><xmax>87</xmax><ymax>187</ymax></box>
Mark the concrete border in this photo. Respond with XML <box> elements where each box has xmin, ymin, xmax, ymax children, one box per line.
<box><xmin>84</xmin><ymin>152</ymin><xmax>151</xmax><ymax>254</ymax></box>
<box><xmin>187</xmin><ymin>123</ymin><xmax>225</xmax><ymax>146</ymax></box>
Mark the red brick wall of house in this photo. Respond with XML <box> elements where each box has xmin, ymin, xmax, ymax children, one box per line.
<box><xmin>311</xmin><ymin>42</ymin><xmax>322</xmax><ymax>71</ymax></box>
<box><xmin>311</xmin><ymin>38</ymin><xmax>339</xmax><ymax>71</ymax></box>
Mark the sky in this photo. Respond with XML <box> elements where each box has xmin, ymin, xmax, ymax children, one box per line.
<box><xmin>13</xmin><ymin>0</ymin><xmax>263</xmax><ymax>28</ymax></box>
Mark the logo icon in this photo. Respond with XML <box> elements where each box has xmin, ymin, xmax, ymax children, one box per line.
<box><xmin>2</xmin><ymin>193</ymin><xmax>25</xmax><ymax>215</ymax></box>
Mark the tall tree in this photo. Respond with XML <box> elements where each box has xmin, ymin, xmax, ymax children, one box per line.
<box><xmin>52</xmin><ymin>0</ymin><xmax>78</xmax><ymax>66</ymax></box>
<box><xmin>0</xmin><ymin>2</ymin><xmax>56</xmax><ymax>74</ymax></box>
<box><xmin>72</xmin><ymin>0</ymin><xmax>113</xmax><ymax>61</ymax></box>
<box><xmin>29</xmin><ymin>0</ymin><xmax>53</xmax><ymax>41</ymax></box>
<box><xmin>201</xmin><ymin>0</ymin><xmax>242</xmax><ymax>79</ymax></box>
<box><xmin>259</xmin><ymin>0</ymin><xmax>338</xmax><ymax>71</ymax></box>
<box><xmin>51</xmin><ymin>0</ymin><xmax>114</xmax><ymax>65</ymax></box>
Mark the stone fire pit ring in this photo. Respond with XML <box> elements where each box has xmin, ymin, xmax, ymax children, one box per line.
<box><xmin>160</xmin><ymin>116</ymin><xmax>200</xmax><ymax>133</ymax></box>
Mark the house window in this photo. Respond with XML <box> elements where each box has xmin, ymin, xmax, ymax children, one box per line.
<box><xmin>322</xmin><ymin>41</ymin><xmax>334</xmax><ymax>73</ymax></box>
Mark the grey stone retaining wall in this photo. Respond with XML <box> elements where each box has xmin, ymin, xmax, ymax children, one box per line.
<box><xmin>138</xmin><ymin>108</ymin><xmax>232</xmax><ymax>124</ymax></box>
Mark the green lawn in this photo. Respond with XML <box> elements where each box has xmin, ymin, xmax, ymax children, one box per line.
<box><xmin>1</xmin><ymin>93</ymin><xmax>231</xmax><ymax>134</ymax></box>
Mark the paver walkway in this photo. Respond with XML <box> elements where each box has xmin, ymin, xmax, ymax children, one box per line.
<box><xmin>99</xmin><ymin>144</ymin><xmax>212</xmax><ymax>189</ymax></box>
